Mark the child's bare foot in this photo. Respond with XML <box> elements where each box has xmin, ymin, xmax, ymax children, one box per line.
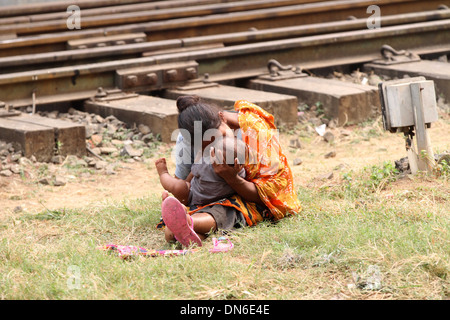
<box><xmin>155</xmin><ymin>158</ymin><xmax>168</xmax><ymax>176</ymax></box>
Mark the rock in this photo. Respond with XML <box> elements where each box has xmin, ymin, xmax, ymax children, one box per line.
<box><xmin>293</xmin><ymin>158</ymin><xmax>303</xmax><ymax>166</ymax></box>
<box><xmin>53</xmin><ymin>176</ymin><xmax>67</xmax><ymax>186</ymax></box>
<box><xmin>85</xmin><ymin>125</ymin><xmax>95</xmax><ymax>139</ymax></box>
<box><xmin>95</xmin><ymin>161</ymin><xmax>108</xmax><ymax>170</ymax></box>
<box><xmin>51</xmin><ymin>155</ymin><xmax>65</xmax><ymax>164</ymax></box>
<box><xmin>110</xmin><ymin>139</ymin><xmax>123</xmax><ymax>147</ymax></box>
<box><xmin>141</xmin><ymin>133</ymin><xmax>154</xmax><ymax>144</ymax></box>
<box><xmin>395</xmin><ymin>157</ymin><xmax>410</xmax><ymax>174</ymax></box>
<box><xmin>122</xmin><ymin>139</ymin><xmax>133</xmax><ymax>146</ymax></box>
<box><xmin>297</xmin><ymin>111</ymin><xmax>307</xmax><ymax>122</ymax></box>
<box><xmin>437</xmin><ymin>55</ymin><xmax>448</xmax><ymax>63</ymax></box>
<box><xmin>0</xmin><ymin>169</ymin><xmax>12</xmax><ymax>177</ymax></box>
<box><xmin>309</xmin><ymin>117</ymin><xmax>323</xmax><ymax>127</ymax></box>
<box><xmin>328</xmin><ymin>119</ymin><xmax>337</xmax><ymax>129</ymax></box>
<box><xmin>437</xmin><ymin>153</ymin><xmax>450</xmax><ymax>165</ymax></box>
<box><xmin>354</xmin><ymin>265</ymin><xmax>382</xmax><ymax>291</ymax></box>
<box><xmin>105</xmin><ymin>164</ymin><xmax>117</xmax><ymax>175</ymax></box>
<box><xmin>320</xmin><ymin>117</ymin><xmax>329</xmax><ymax>126</ymax></box>
<box><xmin>368</xmin><ymin>74</ymin><xmax>382</xmax><ymax>86</ymax></box>
<box><xmin>340</xmin><ymin>129</ymin><xmax>352</xmax><ymax>136</ymax></box>
<box><xmin>131</xmin><ymin>140</ymin><xmax>146</xmax><ymax>148</ymax></box>
<box><xmin>75</xmin><ymin>159</ymin><xmax>88</xmax><ymax>167</ymax></box>
<box><xmin>324</xmin><ymin>151</ymin><xmax>336</xmax><ymax>158</ymax></box>
<box><xmin>18</xmin><ymin>157</ymin><xmax>33</xmax><ymax>166</ymax></box>
<box><xmin>99</xmin><ymin>147</ymin><xmax>118</xmax><ymax>155</ymax></box>
<box><xmin>316</xmin><ymin>172</ymin><xmax>333</xmax><ymax>180</ymax></box>
<box><xmin>106</xmin><ymin>124</ymin><xmax>118</xmax><ymax>135</ymax></box>
<box><xmin>10</xmin><ymin>164</ymin><xmax>21</xmax><ymax>174</ymax></box>
<box><xmin>121</xmin><ymin>144</ymin><xmax>143</xmax><ymax>157</ymax></box>
<box><xmin>84</xmin><ymin>157</ymin><xmax>96</xmax><ymax>167</ymax></box>
<box><xmin>39</xmin><ymin>177</ymin><xmax>51</xmax><ymax>185</ymax></box>
<box><xmin>124</xmin><ymin>131</ymin><xmax>134</xmax><ymax>140</ymax></box>
<box><xmin>85</xmin><ymin>124</ymin><xmax>102</xmax><ymax>138</ymax></box>
<box><xmin>289</xmin><ymin>138</ymin><xmax>302</xmax><ymax>149</ymax></box>
<box><xmin>90</xmin><ymin>134</ymin><xmax>103</xmax><ymax>146</ymax></box>
<box><xmin>65</xmin><ymin>155</ymin><xmax>79</xmax><ymax>165</ymax></box>
<box><xmin>90</xmin><ymin>148</ymin><xmax>102</xmax><ymax>156</ymax></box>
<box><xmin>105</xmin><ymin>115</ymin><xmax>118</xmax><ymax>122</ymax></box>
<box><xmin>323</xmin><ymin>131</ymin><xmax>335</xmax><ymax>143</ymax></box>
<box><xmin>94</xmin><ymin>115</ymin><xmax>105</xmax><ymax>123</ymax></box>
<box><xmin>138</xmin><ymin>124</ymin><xmax>151</xmax><ymax>135</ymax></box>
<box><xmin>47</xmin><ymin>110</ymin><xmax>59</xmax><ymax>119</ymax></box>
<box><xmin>22</xmin><ymin>170</ymin><xmax>33</xmax><ymax>180</ymax></box>
<box><xmin>334</xmin><ymin>163</ymin><xmax>349</xmax><ymax>171</ymax></box>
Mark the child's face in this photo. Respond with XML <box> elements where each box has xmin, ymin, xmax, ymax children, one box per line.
<box><xmin>201</xmin><ymin>121</ymin><xmax>233</xmax><ymax>151</ymax></box>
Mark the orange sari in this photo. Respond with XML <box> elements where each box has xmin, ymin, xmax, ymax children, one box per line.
<box><xmin>188</xmin><ymin>100</ymin><xmax>302</xmax><ymax>226</ymax></box>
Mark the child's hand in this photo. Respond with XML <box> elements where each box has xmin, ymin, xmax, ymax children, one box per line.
<box><xmin>155</xmin><ymin>158</ymin><xmax>169</xmax><ymax>176</ymax></box>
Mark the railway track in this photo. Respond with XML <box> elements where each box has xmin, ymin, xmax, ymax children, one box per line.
<box><xmin>0</xmin><ymin>0</ymin><xmax>449</xmax><ymax>162</ymax></box>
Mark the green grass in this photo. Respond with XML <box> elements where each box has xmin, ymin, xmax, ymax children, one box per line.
<box><xmin>0</xmin><ymin>164</ymin><xmax>448</xmax><ymax>300</ymax></box>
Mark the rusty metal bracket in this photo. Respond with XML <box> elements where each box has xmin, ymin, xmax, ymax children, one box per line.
<box><xmin>257</xmin><ymin>59</ymin><xmax>308</xmax><ymax>81</ymax></box>
<box><xmin>371</xmin><ymin>44</ymin><xmax>421</xmax><ymax>65</ymax></box>
<box><xmin>91</xmin><ymin>87</ymin><xmax>138</xmax><ymax>102</ymax></box>
<box><xmin>115</xmin><ymin>61</ymin><xmax>198</xmax><ymax>91</ymax></box>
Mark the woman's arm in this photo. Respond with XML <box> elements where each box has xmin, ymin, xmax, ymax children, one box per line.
<box><xmin>210</xmin><ymin>147</ymin><xmax>264</xmax><ymax>206</ymax></box>
<box><xmin>221</xmin><ymin>111</ymin><xmax>240</xmax><ymax>130</ymax></box>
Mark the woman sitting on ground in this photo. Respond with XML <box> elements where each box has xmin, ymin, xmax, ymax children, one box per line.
<box><xmin>156</xmin><ymin>95</ymin><xmax>302</xmax><ymax>247</ymax></box>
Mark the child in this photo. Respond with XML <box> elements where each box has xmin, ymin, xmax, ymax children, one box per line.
<box><xmin>155</xmin><ymin>136</ymin><xmax>246</xmax><ymax>207</ymax></box>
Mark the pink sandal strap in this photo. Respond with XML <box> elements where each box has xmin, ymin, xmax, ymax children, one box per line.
<box><xmin>209</xmin><ymin>237</ymin><xmax>234</xmax><ymax>253</ymax></box>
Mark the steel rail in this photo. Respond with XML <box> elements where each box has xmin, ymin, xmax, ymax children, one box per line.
<box><xmin>0</xmin><ymin>0</ymin><xmax>322</xmax><ymax>25</ymax></box>
<box><xmin>0</xmin><ymin>0</ymin><xmax>167</xmax><ymax>18</ymax></box>
<box><xmin>0</xmin><ymin>0</ymin><xmax>447</xmax><ymax>37</ymax></box>
<box><xmin>1</xmin><ymin>19</ymin><xmax>449</xmax><ymax>107</ymax></box>
<box><xmin>1</xmin><ymin>9</ymin><xmax>449</xmax><ymax>71</ymax></box>
<box><xmin>0</xmin><ymin>0</ymin><xmax>447</xmax><ymax>59</ymax></box>
<box><xmin>0</xmin><ymin>0</ymin><xmax>345</xmax><ymax>35</ymax></box>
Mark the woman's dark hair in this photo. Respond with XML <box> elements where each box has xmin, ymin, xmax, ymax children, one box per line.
<box><xmin>176</xmin><ymin>95</ymin><xmax>221</xmax><ymax>144</ymax></box>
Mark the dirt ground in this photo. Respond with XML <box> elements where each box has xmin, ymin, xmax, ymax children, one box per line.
<box><xmin>0</xmin><ymin>113</ymin><xmax>449</xmax><ymax>219</ymax></box>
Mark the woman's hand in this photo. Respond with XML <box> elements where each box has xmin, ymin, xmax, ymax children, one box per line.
<box><xmin>210</xmin><ymin>146</ymin><xmax>264</xmax><ymax>206</ymax></box>
<box><xmin>210</xmin><ymin>147</ymin><xmax>243</xmax><ymax>183</ymax></box>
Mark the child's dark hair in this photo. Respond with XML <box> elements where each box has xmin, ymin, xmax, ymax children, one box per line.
<box><xmin>176</xmin><ymin>95</ymin><xmax>221</xmax><ymax>143</ymax></box>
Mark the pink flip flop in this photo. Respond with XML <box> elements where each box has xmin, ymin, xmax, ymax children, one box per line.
<box><xmin>161</xmin><ymin>196</ymin><xmax>202</xmax><ymax>248</ymax></box>
<box><xmin>209</xmin><ymin>237</ymin><xmax>234</xmax><ymax>253</ymax></box>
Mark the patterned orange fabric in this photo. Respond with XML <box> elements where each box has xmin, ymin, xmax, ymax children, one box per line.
<box><xmin>188</xmin><ymin>100</ymin><xmax>302</xmax><ymax>226</ymax></box>
<box><xmin>235</xmin><ymin>100</ymin><xmax>302</xmax><ymax>221</ymax></box>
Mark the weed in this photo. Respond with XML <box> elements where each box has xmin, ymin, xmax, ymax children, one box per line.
<box><xmin>315</xmin><ymin>101</ymin><xmax>324</xmax><ymax>116</ymax></box>
<box><xmin>37</xmin><ymin>164</ymin><xmax>49</xmax><ymax>177</ymax></box>
<box><xmin>338</xmin><ymin>161</ymin><xmax>399</xmax><ymax>199</ymax></box>
<box><xmin>435</xmin><ymin>158</ymin><xmax>450</xmax><ymax>180</ymax></box>
<box><xmin>365</xmin><ymin>161</ymin><xmax>399</xmax><ymax>192</ymax></box>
